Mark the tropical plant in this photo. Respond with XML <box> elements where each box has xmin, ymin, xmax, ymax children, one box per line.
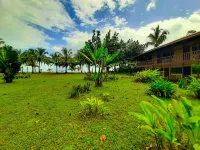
<box><xmin>80</xmin><ymin>40</ymin><xmax>119</xmax><ymax>87</ymax></box>
<box><xmin>135</xmin><ymin>69</ymin><xmax>161</xmax><ymax>83</ymax></box>
<box><xmin>60</xmin><ymin>48</ymin><xmax>72</xmax><ymax>73</ymax></box>
<box><xmin>149</xmin><ymin>79</ymin><xmax>176</xmax><ymax>98</ymax></box>
<box><xmin>188</xmin><ymin>76</ymin><xmax>200</xmax><ymax>99</ymax></box>
<box><xmin>129</xmin><ymin>96</ymin><xmax>200</xmax><ymax>150</ymax></box>
<box><xmin>51</xmin><ymin>52</ymin><xmax>62</xmax><ymax>74</ymax></box>
<box><xmin>178</xmin><ymin>77</ymin><xmax>191</xmax><ymax>89</ymax></box>
<box><xmin>0</xmin><ymin>45</ymin><xmax>21</xmax><ymax>83</ymax></box>
<box><xmin>146</xmin><ymin>25</ymin><xmax>169</xmax><ymax>48</ymax></box>
<box><xmin>101</xmin><ymin>93</ymin><xmax>110</xmax><ymax>102</ymax></box>
<box><xmin>24</xmin><ymin>49</ymin><xmax>37</xmax><ymax>73</ymax></box>
<box><xmin>80</xmin><ymin>96</ymin><xmax>108</xmax><ymax>116</ymax></box>
<box><xmin>0</xmin><ymin>38</ymin><xmax>5</xmax><ymax>47</ymax></box>
<box><xmin>35</xmin><ymin>48</ymin><xmax>48</xmax><ymax>73</ymax></box>
<box><xmin>70</xmin><ymin>82</ymin><xmax>91</xmax><ymax>98</ymax></box>
<box><xmin>192</xmin><ymin>64</ymin><xmax>200</xmax><ymax>78</ymax></box>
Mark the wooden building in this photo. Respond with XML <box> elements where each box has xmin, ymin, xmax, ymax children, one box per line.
<box><xmin>134</xmin><ymin>32</ymin><xmax>200</xmax><ymax>79</ymax></box>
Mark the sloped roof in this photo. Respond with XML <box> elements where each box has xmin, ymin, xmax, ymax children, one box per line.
<box><xmin>136</xmin><ymin>31</ymin><xmax>200</xmax><ymax>57</ymax></box>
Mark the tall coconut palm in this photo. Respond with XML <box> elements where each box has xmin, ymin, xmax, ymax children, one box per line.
<box><xmin>0</xmin><ymin>38</ymin><xmax>5</xmax><ymax>47</ymax></box>
<box><xmin>146</xmin><ymin>25</ymin><xmax>169</xmax><ymax>48</ymax></box>
<box><xmin>35</xmin><ymin>48</ymin><xmax>48</xmax><ymax>73</ymax></box>
<box><xmin>60</xmin><ymin>48</ymin><xmax>72</xmax><ymax>73</ymax></box>
<box><xmin>51</xmin><ymin>52</ymin><xmax>62</xmax><ymax>74</ymax></box>
<box><xmin>24</xmin><ymin>49</ymin><xmax>37</xmax><ymax>73</ymax></box>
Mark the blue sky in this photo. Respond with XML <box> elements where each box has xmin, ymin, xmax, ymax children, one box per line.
<box><xmin>0</xmin><ymin>0</ymin><xmax>200</xmax><ymax>56</ymax></box>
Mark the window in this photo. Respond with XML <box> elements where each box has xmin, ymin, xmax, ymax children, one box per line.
<box><xmin>171</xmin><ymin>67</ymin><xmax>182</xmax><ymax>74</ymax></box>
<box><xmin>192</xmin><ymin>44</ymin><xmax>200</xmax><ymax>51</ymax></box>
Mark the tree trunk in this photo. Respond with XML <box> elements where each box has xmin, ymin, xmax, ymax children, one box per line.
<box><xmin>88</xmin><ymin>64</ymin><xmax>91</xmax><ymax>73</ymax></box>
<box><xmin>39</xmin><ymin>62</ymin><xmax>41</xmax><ymax>73</ymax></box>
<box><xmin>65</xmin><ymin>65</ymin><xmax>68</xmax><ymax>73</ymax></box>
<box><xmin>56</xmin><ymin>65</ymin><xmax>58</xmax><ymax>74</ymax></box>
<box><xmin>32</xmin><ymin>66</ymin><xmax>34</xmax><ymax>73</ymax></box>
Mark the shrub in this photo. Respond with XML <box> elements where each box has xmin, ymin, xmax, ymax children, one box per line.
<box><xmin>129</xmin><ymin>96</ymin><xmax>200</xmax><ymax>150</ymax></box>
<box><xmin>15</xmin><ymin>73</ymin><xmax>31</xmax><ymax>79</ymax></box>
<box><xmin>135</xmin><ymin>69</ymin><xmax>161</xmax><ymax>83</ymax></box>
<box><xmin>101</xmin><ymin>93</ymin><xmax>110</xmax><ymax>101</ymax></box>
<box><xmin>80</xmin><ymin>96</ymin><xmax>108</xmax><ymax>116</ymax></box>
<box><xmin>70</xmin><ymin>82</ymin><xmax>91</xmax><ymax>98</ymax></box>
<box><xmin>188</xmin><ymin>77</ymin><xmax>200</xmax><ymax>99</ymax></box>
<box><xmin>149</xmin><ymin>79</ymin><xmax>176</xmax><ymax>98</ymax></box>
<box><xmin>84</xmin><ymin>73</ymin><xmax>93</xmax><ymax>81</ymax></box>
<box><xmin>177</xmin><ymin>77</ymin><xmax>191</xmax><ymax>89</ymax></box>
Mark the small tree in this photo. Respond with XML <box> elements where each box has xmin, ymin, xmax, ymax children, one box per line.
<box><xmin>0</xmin><ymin>45</ymin><xmax>21</xmax><ymax>83</ymax></box>
<box><xmin>80</xmin><ymin>40</ymin><xmax>119</xmax><ymax>87</ymax></box>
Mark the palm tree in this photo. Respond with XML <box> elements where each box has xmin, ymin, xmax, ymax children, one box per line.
<box><xmin>51</xmin><ymin>52</ymin><xmax>62</xmax><ymax>74</ymax></box>
<box><xmin>0</xmin><ymin>45</ymin><xmax>21</xmax><ymax>83</ymax></box>
<box><xmin>24</xmin><ymin>49</ymin><xmax>37</xmax><ymax>73</ymax></box>
<box><xmin>60</xmin><ymin>48</ymin><xmax>72</xmax><ymax>73</ymax></box>
<box><xmin>187</xmin><ymin>30</ymin><xmax>197</xmax><ymax>36</ymax></box>
<box><xmin>146</xmin><ymin>25</ymin><xmax>169</xmax><ymax>48</ymax></box>
<box><xmin>35</xmin><ymin>48</ymin><xmax>48</xmax><ymax>73</ymax></box>
<box><xmin>0</xmin><ymin>38</ymin><xmax>5</xmax><ymax>47</ymax></box>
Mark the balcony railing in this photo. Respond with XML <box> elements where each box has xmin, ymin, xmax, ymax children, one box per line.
<box><xmin>136</xmin><ymin>51</ymin><xmax>200</xmax><ymax>67</ymax></box>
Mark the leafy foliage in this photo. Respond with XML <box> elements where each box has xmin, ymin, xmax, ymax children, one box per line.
<box><xmin>135</xmin><ymin>69</ymin><xmax>161</xmax><ymax>83</ymax></box>
<box><xmin>15</xmin><ymin>73</ymin><xmax>31</xmax><ymax>79</ymax></box>
<box><xmin>188</xmin><ymin>77</ymin><xmax>200</xmax><ymax>99</ymax></box>
<box><xmin>101</xmin><ymin>93</ymin><xmax>110</xmax><ymax>102</ymax></box>
<box><xmin>70</xmin><ymin>82</ymin><xmax>91</xmax><ymax>98</ymax></box>
<box><xmin>149</xmin><ymin>79</ymin><xmax>176</xmax><ymax>98</ymax></box>
<box><xmin>80</xmin><ymin>96</ymin><xmax>108</xmax><ymax>116</ymax></box>
<box><xmin>0</xmin><ymin>45</ymin><xmax>21</xmax><ymax>83</ymax></box>
<box><xmin>178</xmin><ymin>77</ymin><xmax>191</xmax><ymax>89</ymax></box>
<box><xmin>146</xmin><ymin>25</ymin><xmax>169</xmax><ymax>48</ymax></box>
<box><xmin>129</xmin><ymin>96</ymin><xmax>200</xmax><ymax>150</ymax></box>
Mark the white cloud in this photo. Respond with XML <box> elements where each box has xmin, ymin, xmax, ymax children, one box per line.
<box><xmin>0</xmin><ymin>0</ymin><xmax>75</xmax><ymax>49</ymax></box>
<box><xmin>113</xmin><ymin>16</ymin><xmax>128</xmax><ymax>26</ymax></box>
<box><xmin>146</xmin><ymin>0</ymin><xmax>156</xmax><ymax>11</ymax></box>
<box><xmin>117</xmin><ymin>0</ymin><xmax>136</xmax><ymax>10</ymax></box>
<box><xmin>62</xmin><ymin>31</ymin><xmax>92</xmax><ymax>51</ymax></box>
<box><xmin>62</xmin><ymin>10</ymin><xmax>200</xmax><ymax>53</ymax></box>
<box><xmin>52</xmin><ymin>46</ymin><xmax>65</xmax><ymax>52</ymax></box>
<box><xmin>71</xmin><ymin>0</ymin><xmax>116</xmax><ymax>26</ymax></box>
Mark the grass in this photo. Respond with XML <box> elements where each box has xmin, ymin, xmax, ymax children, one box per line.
<box><xmin>0</xmin><ymin>74</ymin><xmax>199</xmax><ymax>150</ymax></box>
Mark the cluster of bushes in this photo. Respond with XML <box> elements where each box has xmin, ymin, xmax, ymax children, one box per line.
<box><xmin>129</xmin><ymin>96</ymin><xmax>200</xmax><ymax>150</ymax></box>
<box><xmin>70</xmin><ymin>82</ymin><xmax>91</xmax><ymax>98</ymax></box>
<box><xmin>15</xmin><ymin>73</ymin><xmax>31</xmax><ymax>79</ymax></box>
<box><xmin>135</xmin><ymin>69</ymin><xmax>161</xmax><ymax>83</ymax></box>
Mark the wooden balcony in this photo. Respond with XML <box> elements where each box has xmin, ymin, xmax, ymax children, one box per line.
<box><xmin>136</xmin><ymin>51</ymin><xmax>200</xmax><ymax>68</ymax></box>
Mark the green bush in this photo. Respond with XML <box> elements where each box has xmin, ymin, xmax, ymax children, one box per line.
<box><xmin>70</xmin><ymin>82</ymin><xmax>91</xmax><ymax>98</ymax></box>
<box><xmin>101</xmin><ymin>93</ymin><xmax>110</xmax><ymax>102</ymax></box>
<box><xmin>84</xmin><ymin>73</ymin><xmax>93</xmax><ymax>81</ymax></box>
<box><xmin>149</xmin><ymin>79</ymin><xmax>176</xmax><ymax>98</ymax></box>
<box><xmin>129</xmin><ymin>96</ymin><xmax>200</xmax><ymax>150</ymax></box>
<box><xmin>80</xmin><ymin>96</ymin><xmax>108</xmax><ymax>116</ymax></box>
<box><xmin>177</xmin><ymin>77</ymin><xmax>191</xmax><ymax>89</ymax></box>
<box><xmin>135</xmin><ymin>69</ymin><xmax>161</xmax><ymax>83</ymax></box>
<box><xmin>15</xmin><ymin>73</ymin><xmax>31</xmax><ymax>79</ymax></box>
<box><xmin>188</xmin><ymin>77</ymin><xmax>200</xmax><ymax>99</ymax></box>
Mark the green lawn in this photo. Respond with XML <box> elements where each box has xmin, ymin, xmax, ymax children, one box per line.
<box><xmin>0</xmin><ymin>74</ymin><xmax>199</xmax><ymax>150</ymax></box>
